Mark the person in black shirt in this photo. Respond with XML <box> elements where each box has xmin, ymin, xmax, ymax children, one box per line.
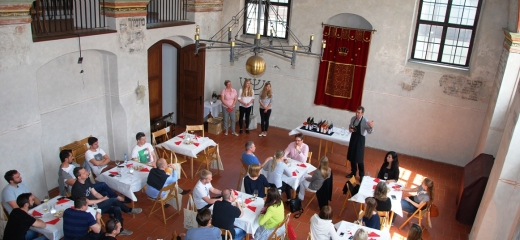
<box><xmin>71</xmin><ymin>167</ymin><xmax>142</xmax><ymax>236</ymax></box>
<box><xmin>99</xmin><ymin>219</ymin><xmax>121</xmax><ymax>240</ymax></box>
<box><xmin>3</xmin><ymin>193</ymin><xmax>47</xmax><ymax>240</ymax></box>
<box><xmin>377</xmin><ymin>151</ymin><xmax>400</xmax><ymax>182</ymax></box>
<box><xmin>211</xmin><ymin>189</ymin><xmax>245</xmax><ymax>240</ymax></box>
<box><xmin>243</xmin><ymin>164</ymin><xmax>270</xmax><ymax>198</ymax></box>
<box><xmin>373</xmin><ymin>182</ymin><xmax>392</xmax><ymax>211</ymax></box>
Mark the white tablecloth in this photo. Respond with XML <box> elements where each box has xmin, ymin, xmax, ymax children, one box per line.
<box><xmin>28</xmin><ymin>196</ymin><xmax>96</xmax><ymax>240</ymax></box>
<box><xmin>261</xmin><ymin>159</ymin><xmax>317</xmax><ymax>190</ymax></box>
<box><xmin>334</xmin><ymin>220</ymin><xmax>390</xmax><ymax>240</ymax></box>
<box><xmin>289</xmin><ymin>125</ymin><xmax>352</xmax><ymax>146</ymax></box>
<box><xmin>96</xmin><ymin>162</ymin><xmax>150</xmax><ymax>201</ymax></box>
<box><xmin>204</xmin><ymin>101</ymin><xmax>222</xmax><ymax>118</ymax></box>
<box><xmin>210</xmin><ymin>191</ymin><xmax>264</xmax><ymax>235</ymax></box>
<box><xmin>349</xmin><ymin>176</ymin><xmax>403</xmax><ymax>217</ymax></box>
<box><xmin>158</xmin><ymin>135</ymin><xmax>217</xmax><ymax>158</ymax></box>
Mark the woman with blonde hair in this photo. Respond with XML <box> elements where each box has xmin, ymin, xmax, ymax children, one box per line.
<box><xmin>262</xmin><ymin>150</ymin><xmax>292</xmax><ymax>199</ymax></box>
<box><xmin>298</xmin><ymin>156</ymin><xmax>331</xmax><ymax>200</ymax></box>
<box><xmin>244</xmin><ymin>164</ymin><xmax>270</xmax><ymax>198</ymax></box>
<box><xmin>373</xmin><ymin>181</ymin><xmax>391</xmax><ymax>211</ymax></box>
<box><xmin>362</xmin><ymin>197</ymin><xmax>380</xmax><ymax>229</ymax></box>
<box><xmin>352</xmin><ymin>228</ymin><xmax>368</xmax><ymax>240</ymax></box>
<box><xmin>400</xmin><ymin>178</ymin><xmax>435</xmax><ymax>214</ymax></box>
<box><xmin>407</xmin><ymin>223</ymin><xmax>423</xmax><ymax>240</ymax></box>
<box><xmin>254</xmin><ymin>188</ymin><xmax>285</xmax><ymax>239</ymax></box>
<box><xmin>309</xmin><ymin>205</ymin><xmax>340</xmax><ymax>240</ymax></box>
<box><xmin>238</xmin><ymin>79</ymin><xmax>254</xmax><ymax>134</ymax></box>
<box><xmin>220</xmin><ymin>80</ymin><xmax>238</xmax><ymax>136</ymax></box>
<box><xmin>258</xmin><ymin>82</ymin><xmax>273</xmax><ymax>137</ymax></box>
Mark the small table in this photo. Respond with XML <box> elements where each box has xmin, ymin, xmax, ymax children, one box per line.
<box><xmin>349</xmin><ymin>176</ymin><xmax>403</xmax><ymax>217</ymax></box>
<box><xmin>289</xmin><ymin>125</ymin><xmax>352</xmax><ymax>163</ymax></box>
<box><xmin>28</xmin><ymin>196</ymin><xmax>96</xmax><ymax>240</ymax></box>
<box><xmin>158</xmin><ymin>134</ymin><xmax>218</xmax><ymax>179</ymax></box>
<box><xmin>96</xmin><ymin>162</ymin><xmax>151</xmax><ymax>202</ymax></box>
<box><xmin>334</xmin><ymin>220</ymin><xmax>391</xmax><ymax>239</ymax></box>
<box><xmin>204</xmin><ymin>101</ymin><xmax>222</xmax><ymax>118</ymax></box>
<box><xmin>261</xmin><ymin>159</ymin><xmax>317</xmax><ymax>198</ymax></box>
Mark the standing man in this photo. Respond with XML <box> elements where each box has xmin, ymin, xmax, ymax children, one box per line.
<box><xmin>346</xmin><ymin>106</ymin><xmax>374</xmax><ymax>179</ymax></box>
<box><xmin>2</xmin><ymin>170</ymin><xmax>41</xmax><ymax>214</ymax></box>
<box><xmin>212</xmin><ymin>189</ymin><xmax>245</xmax><ymax>240</ymax></box>
<box><xmin>71</xmin><ymin>167</ymin><xmax>142</xmax><ymax>236</ymax></box>
<box><xmin>131</xmin><ymin>132</ymin><xmax>157</xmax><ymax>167</ymax></box>
<box><xmin>63</xmin><ymin>197</ymin><xmax>103</xmax><ymax>240</ymax></box>
<box><xmin>241</xmin><ymin>141</ymin><xmax>260</xmax><ymax>165</ymax></box>
<box><xmin>84</xmin><ymin>137</ymin><xmax>111</xmax><ymax>176</ymax></box>
<box><xmin>193</xmin><ymin>170</ymin><xmax>222</xmax><ymax>212</ymax></box>
<box><xmin>99</xmin><ymin>219</ymin><xmax>121</xmax><ymax>240</ymax></box>
<box><xmin>3</xmin><ymin>193</ymin><xmax>46</xmax><ymax>240</ymax></box>
<box><xmin>284</xmin><ymin>133</ymin><xmax>309</xmax><ymax>163</ymax></box>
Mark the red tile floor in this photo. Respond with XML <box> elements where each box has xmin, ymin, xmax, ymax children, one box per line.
<box><xmin>52</xmin><ymin>125</ymin><xmax>472</xmax><ymax>240</ymax></box>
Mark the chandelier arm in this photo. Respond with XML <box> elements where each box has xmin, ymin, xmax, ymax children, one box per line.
<box><xmin>261</xmin><ymin>48</ymin><xmax>292</xmax><ymax>59</ymax></box>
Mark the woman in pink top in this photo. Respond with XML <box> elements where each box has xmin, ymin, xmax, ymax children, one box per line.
<box><xmin>220</xmin><ymin>80</ymin><xmax>238</xmax><ymax>136</ymax></box>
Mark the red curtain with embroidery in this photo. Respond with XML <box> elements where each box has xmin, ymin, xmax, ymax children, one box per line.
<box><xmin>314</xmin><ymin>25</ymin><xmax>373</xmax><ymax>111</ymax></box>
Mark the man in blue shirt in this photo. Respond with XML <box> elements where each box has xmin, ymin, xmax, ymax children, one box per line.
<box><xmin>241</xmin><ymin>141</ymin><xmax>260</xmax><ymax>165</ymax></box>
<box><xmin>63</xmin><ymin>197</ymin><xmax>102</xmax><ymax>240</ymax></box>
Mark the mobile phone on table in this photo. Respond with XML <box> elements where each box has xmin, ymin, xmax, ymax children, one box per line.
<box><xmin>339</xmin><ymin>232</ymin><xmax>345</xmax><ymax>237</ymax></box>
<box><xmin>391</xmin><ymin>195</ymin><xmax>397</xmax><ymax>200</ymax></box>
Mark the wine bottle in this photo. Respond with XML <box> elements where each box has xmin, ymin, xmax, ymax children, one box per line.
<box><xmin>328</xmin><ymin>123</ymin><xmax>333</xmax><ymax>134</ymax></box>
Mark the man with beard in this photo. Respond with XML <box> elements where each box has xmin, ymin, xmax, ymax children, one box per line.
<box><xmin>3</xmin><ymin>193</ymin><xmax>47</xmax><ymax>240</ymax></box>
<box><xmin>2</xmin><ymin>170</ymin><xmax>41</xmax><ymax>214</ymax></box>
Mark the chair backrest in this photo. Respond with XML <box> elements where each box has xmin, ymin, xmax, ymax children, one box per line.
<box><xmin>377</xmin><ymin>211</ymin><xmax>391</xmax><ymax>230</ymax></box>
<box><xmin>220</xmin><ymin>229</ymin><xmax>233</xmax><ymax>240</ymax></box>
<box><xmin>186</xmin><ymin>125</ymin><xmax>205</xmax><ymax>137</ymax></box>
<box><xmin>241</xmin><ymin>161</ymin><xmax>249</xmax><ymax>174</ymax></box>
<box><xmin>152</xmin><ymin>128</ymin><xmax>169</xmax><ymax>145</ymax></box>
<box><xmin>204</xmin><ymin>144</ymin><xmax>220</xmax><ymax>164</ymax></box>
<box><xmin>158</xmin><ymin>182</ymin><xmax>178</xmax><ymax>200</ymax></box>
<box><xmin>268</xmin><ymin>213</ymin><xmax>291</xmax><ymax>240</ymax></box>
<box><xmin>307</xmin><ymin>151</ymin><xmax>313</xmax><ymax>164</ymax></box>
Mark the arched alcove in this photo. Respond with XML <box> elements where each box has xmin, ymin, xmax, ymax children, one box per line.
<box><xmin>327</xmin><ymin>13</ymin><xmax>373</xmax><ymax>30</ymax></box>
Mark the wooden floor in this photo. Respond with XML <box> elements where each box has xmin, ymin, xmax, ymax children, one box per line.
<box><xmin>51</xmin><ymin>125</ymin><xmax>472</xmax><ymax>240</ymax></box>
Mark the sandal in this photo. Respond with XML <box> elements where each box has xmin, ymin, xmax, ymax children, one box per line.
<box><xmin>232</xmin><ymin>132</ymin><xmax>239</xmax><ymax>136</ymax></box>
<box><xmin>224</xmin><ymin>132</ymin><xmax>228</xmax><ymax>136</ymax></box>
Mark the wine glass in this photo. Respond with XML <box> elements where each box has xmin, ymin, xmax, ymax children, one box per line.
<box><xmin>129</xmin><ymin>166</ymin><xmax>134</xmax><ymax>174</ymax></box>
<box><xmin>384</xmin><ymin>173</ymin><xmax>388</xmax><ymax>181</ymax></box>
<box><xmin>253</xmin><ymin>190</ymin><xmax>258</xmax><ymax>200</ymax></box>
<box><xmin>42</xmin><ymin>195</ymin><xmax>49</xmax><ymax>212</ymax></box>
<box><xmin>115</xmin><ymin>159</ymin><xmax>121</xmax><ymax>167</ymax></box>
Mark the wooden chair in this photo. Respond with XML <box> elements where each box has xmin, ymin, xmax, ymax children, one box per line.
<box><xmin>378</xmin><ymin>211</ymin><xmax>394</xmax><ymax>230</ymax></box>
<box><xmin>160</xmin><ymin>146</ymin><xmax>188</xmax><ymax>179</ymax></box>
<box><xmin>302</xmin><ymin>187</ymin><xmax>318</xmax><ymax>211</ymax></box>
<box><xmin>237</xmin><ymin>161</ymin><xmax>249</xmax><ymax>189</ymax></box>
<box><xmin>307</xmin><ymin>152</ymin><xmax>313</xmax><ymax>164</ymax></box>
<box><xmin>1</xmin><ymin>203</ymin><xmax>8</xmax><ymax>221</ymax></box>
<box><xmin>220</xmin><ymin>229</ymin><xmax>233</xmax><ymax>240</ymax></box>
<box><xmin>195</xmin><ymin>144</ymin><xmax>221</xmax><ymax>176</ymax></box>
<box><xmin>267</xmin><ymin>213</ymin><xmax>291</xmax><ymax>240</ymax></box>
<box><xmin>186</xmin><ymin>124</ymin><xmax>205</xmax><ymax>137</ymax></box>
<box><xmin>340</xmin><ymin>176</ymin><xmax>358</xmax><ymax>215</ymax></box>
<box><xmin>148</xmin><ymin>182</ymin><xmax>181</xmax><ymax>224</ymax></box>
<box><xmin>60</xmin><ymin>136</ymin><xmax>90</xmax><ymax>167</ymax></box>
<box><xmin>399</xmin><ymin>202</ymin><xmax>432</xmax><ymax>229</ymax></box>
<box><xmin>152</xmin><ymin>128</ymin><xmax>170</xmax><ymax>145</ymax></box>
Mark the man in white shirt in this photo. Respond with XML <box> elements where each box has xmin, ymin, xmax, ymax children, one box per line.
<box><xmin>84</xmin><ymin>136</ymin><xmax>111</xmax><ymax>176</ymax></box>
<box><xmin>2</xmin><ymin>170</ymin><xmax>41</xmax><ymax>214</ymax></box>
<box><xmin>193</xmin><ymin>169</ymin><xmax>222</xmax><ymax>212</ymax></box>
<box><xmin>131</xmin><ymin>132</ymin><xmax>157</xmax><ymax>167</ymax></box>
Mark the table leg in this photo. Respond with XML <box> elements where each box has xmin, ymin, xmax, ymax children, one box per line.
<box><xmin>246</xmin><ymin>234</ymin><xmax>250</xmax><ymax>240</ymax></box>
<box><xmin>191</xmin><ymin>157</ymin><xmax>194</xmax><ymax>179</ymax></box>
<box><xmin>132</xmin><ymin>201</ymin><xmax>135</xmax><ymax>218</ymax></box>
<box><xmin>324</xmin><ymin>141</ymin><xmax>329</xmax><ymax>157</ymax></box>
<box><xmin>318</xmin><ymin>139</ymin><xmax>323</xmax><ymax>161</ymax></box>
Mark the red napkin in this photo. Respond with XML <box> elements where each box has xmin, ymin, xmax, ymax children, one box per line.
<box><xmin>193</xmin><ymin>142</ymin><xmax>200</xmax><ymax>147</ymax></box>
<box><xmin>372</xmin><ymin>185</ymin><xmax>377</xmax><ymax>190</ymax></box>
<box><xmin>373</xmin><ymin>178</ymin><xmax>381</xmax><ymax>183</ymax></box>
<box><xmin>368</xmin><ymin>232</ymin><xmax>380</xmax><ymax>237</ymax></box>
<box><xmin>245</xmin><ymin>198</ymin><xmax>253</xmax><ymax>204</ymax></box>
<box><xmin>175</xmin><ymin>141</ymin><xmax>182</xmax><ymax>145</ymax></box>
<box><xmin>140</xmin><ymin>168</ymin><xmax>150</xmax><ymax>172</ymax></box>
<box><xmin>56</xmin><ymin>198</ymin><xmax>70</xmax><ymax>205</ymax></box>
<box><xmin>46</xmin><ymin>218</ymin><xmax>60</xmax><ymax>225</ymax></box>
<box><xmin>392</xmin><ymin>185</ymin><xmax>401</xmax><ymax>189</ymax></box>
<box><xmin>247</xmin><ymin>205</ymin><xmax>257</xmax><ymax>212</ymax></box>
<box><xmin>297</xmin><ymin>163</ymin><xmax>307</xmax><ymax>168</ymax></box>
<box><xmin>126</xmin><ymin>163</ymin><xmax>133</xmax><ymax>168</ymax></box>
<box><xmin>32</xmin><ymin>210</ymin><xmax>43</xmax><ymax>216</ymax></box>
<box><xmin>178</xmin><ymin>135</ymin><xmax>184</xmax><ymax>139</ymax></box>
<box><xmin>233</xmin><ymin>190</ymin><xmax>238</xmax><ymax>196</ymax></box>
<box><xmin>292</xmin><ymin>171</ymin><xmax>297</xmax><ymax>176</ymax></box>
<box><xmin>109</xmin><ymin>171</ymin><xmax>118</xmax><ymax>175</ymax></box>
<box><xmin>227</xmin><ymin>108</ymin><xmax>233</xmax><ymax>112</ymax></box>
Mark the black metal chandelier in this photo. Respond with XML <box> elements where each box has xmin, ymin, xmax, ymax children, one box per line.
<box><xmin>194</xmin><ymin>0</ymin><xmax>326</xmax><ymax>76</ymax></box>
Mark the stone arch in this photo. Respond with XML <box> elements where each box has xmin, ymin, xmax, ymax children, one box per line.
<box><xmin>326</xmin><ymin>13</ymin><xmax>373</xmax><ymax>30</ymax></box>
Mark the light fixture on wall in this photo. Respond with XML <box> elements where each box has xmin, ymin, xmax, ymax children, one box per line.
<box><xmin>194</xmin><ymin>0</ymin><xmax>325</xmax><ymax>76</ymax></box>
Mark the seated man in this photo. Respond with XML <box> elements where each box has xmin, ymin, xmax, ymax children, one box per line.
<box><xmin>185</xmin><ymin>208</ymin><xmax>221</xmax><ymax>240</ymax></box>
<box><xmin>84</xmin><ymin>137</ymin><xmax>111</xmax><ymax>176</ymax></box>
<box><xmin>2</xmin><ymin>170</ymin><xmax>41</xmax><ymax>214</ymax></box>
<box><xmin>63</xmin><ymin>197</ymin><xmax>103</xmax><ymax>240</ymax></box>
<box><xmin>241</xmin><ymin>141</ymin><xmax>260</xmax><ymax>165</ymax></box>
<box><xmin>132</xmin><ymin>132</ymin><xmax>157</xmax><ymax>167</ymax></box>
<box><xmin>284</xmin><ymin>133</ymin><xmax>309</xmax><ymax>163</ymax></box>
<box><xmin>212</xmin><ymin>189</ymin><xmax>245</xmax><ymax>240</ymax></box>
<box><xmin>193</xmin><ymin>169</ymin><xmax>222</xmax><ymax>212</ymax></box>
<box><xmin>58</xmin><ymin>150</ymin><xmax>129</xmax><ymax>202</ymax></box>
<box><xmin>3</xmin><ymin>193</ymin><xmax>46</xmax><ymax>240</ymax></box>
<box><xmin>99</xmin><ymin>219</ymin><xmax>121</xmax><ymax>240</ymax></box>
<box><xmin>71</xmin><ymin>167</ymin><xmax>142</xmax><ymax>236</ymax></box>
<box><xmin>145</xmin><ymin>158</ymin><xmax>191</xmax><ymax>203</ymax></box>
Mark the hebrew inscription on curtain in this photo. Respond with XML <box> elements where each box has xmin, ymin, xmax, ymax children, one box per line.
<box><xmin>314</xmin><ymin>25</ymin><xmax>373</xmax><ymax>111</ymax></box>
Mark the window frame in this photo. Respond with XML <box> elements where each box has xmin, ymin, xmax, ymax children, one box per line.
<box><xmin>411</xmin><ymin>0</ymin><xmax>483</xmax><ymax>67</ymax></box>
<box><xmin>243</xmin><ymin>0</ymin><xmax>292</xmax><ymax>39</ymax></box>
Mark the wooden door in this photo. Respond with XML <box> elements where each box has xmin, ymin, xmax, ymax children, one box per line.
<box><xmin>178</xmin><ymin>43</ymin><xmax>205</xmax><ymax>126</ymax></box>
<box><xmin>148</xmin><ymin>43</ymin><xmax>162</xmax><ymax>121</ymax></box>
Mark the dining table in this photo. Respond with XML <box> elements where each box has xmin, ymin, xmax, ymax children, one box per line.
<box><xmin>204</xmin><ymin>100</ymin><xmax>222</xmax><ymax>118</ymax></box>
<box><xmin>349</xmin><ymin>176</ymin><xmax>404</xmax><ymax>217</ymax></box>
<box><xmin>260</xmin><ymin>159</ymin><xmax>317</xmax><ymax>199</ymax></box>
<box><xmin>27</xmin><ymin>196</ymin><xmax>97</xmax><ymax>240</ymax></box>
<box><xmin>96</xmin><ymin>161</ymin><xmax>151</xmax><ymax>202</ymax></box>
<box><xmin>334</xmin><ymin>220</ymin><xmax>391</xmax><ymax>240</ymax></box>
<box><xmin>288</xmin><ymin>124</ymin><xmax>352</xmax><ymax>163</ymax></box>
<box><xmin>158</xmin><ymin>133</ymin><xmax>218</xmax><ymax>179</ymax></box>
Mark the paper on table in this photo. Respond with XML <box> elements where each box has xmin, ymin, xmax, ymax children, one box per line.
<box><xmin>109</xmin><ymin>171</ymin><xmax>118</xmax><ymax>175</ymax></box>
<box><xmin>245</xmin><ymin>198</ymin><xmax>253</xmax><ymax>204</ymax></box>
<box><xmin>32</xmin><ymin>210</ymin><xmax>43</xmax><ymax>216</ymax></box>
<box><xmin>140</xmin><ymin>168</ymin><xmax>150</xmax><ymax>172</ymax></box>
<box><xmin>175</xmin><ymin>141</ymin><xmax>182</xmax><ymax>145</ymax></box>
<box><xmin>46</xmin><ymin>218</ymin><xmax>60</xmax><ymax>225</ymax></box>
<box><xmin>368</xmin><ymin>232</ymin><xmax>380</xmax><ymax>237</ymax></box>
<box><xmin>193</xmin><ymin>142</ymin><xmax>200</xmax><ymax>147</ymax></box>
<box><xmin>297</xmin><ymin>164</ymin><xmax>307</xmax><ymax>168</ymax></box>
<box><xmin>292</xmin><ymin>172</ymin><xmax>297</xmax><ymax>176</ymax></box>
<box><xmin>373</xmin><ymin>178</ymin><xmax>380</xmax><ymax>183</ymax></box>
<box><xmin>56</xmin><ymin>198</ymin><xmax>70</xmax><ymax>205</ymax></box>
<box><xmin>178</xmin><ymin>135</ymin><xmax>184</xmax><ymax>139</ymax></box>
<box><xmin>126</xmin><ymin>163</ymin><xmax>133</xmax><ymax>167</ymax></box>
<box><xmin>247</xmin><ymin>205</ymin><xmax>257</xmax><ymax>212</ymax></box>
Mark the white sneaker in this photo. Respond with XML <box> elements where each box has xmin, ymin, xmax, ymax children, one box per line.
<box><xmin>259</xmin><ymin>133</ymin><xmax>264</xmax><ymax>137</ymax></box>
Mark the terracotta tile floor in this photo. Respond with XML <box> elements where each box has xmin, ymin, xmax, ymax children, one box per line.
<box><xmin>53</xmin><ymin>125</ymin><xmax>472</xmax><ymax>240</ymax></box>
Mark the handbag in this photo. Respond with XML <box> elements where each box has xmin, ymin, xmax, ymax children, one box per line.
<box><xmin>429</xmin><ymin>203</ymin><xmax>439</xmax><ymax>217</ymax></box>
<box><xmin>288</xmin><ymin>198</ymin><xmax>303</xmax><ymax>218</ymax></box>
<box><xmin>183</xmin><ymin>195</ymin><xmax>198</xmax><ymax>229</ymax></box>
